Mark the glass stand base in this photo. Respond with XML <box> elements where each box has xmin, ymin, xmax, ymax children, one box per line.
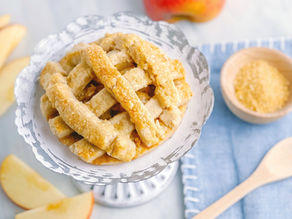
<box><xmin>73</xmin><ymin>161</ymin><xmax>178</xmax><ymax>208</ymax></box>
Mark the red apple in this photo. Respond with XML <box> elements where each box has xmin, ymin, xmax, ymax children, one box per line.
<box><xmin>143</xmin><ymin>0</ymin><xmax>225</xmax><ymax>23</ymax></box>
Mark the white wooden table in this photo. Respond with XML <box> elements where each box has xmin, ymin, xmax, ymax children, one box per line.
<box><xmin>1</xmin><ymin>0</ymin><xmax>292</xmax><ymax>218</ymax></box>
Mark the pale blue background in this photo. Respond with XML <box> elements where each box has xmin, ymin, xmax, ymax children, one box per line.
<box><xmin>1</xmin><ymin>0</ymin><xmax>292</xmax><ymax>218</ymax></box>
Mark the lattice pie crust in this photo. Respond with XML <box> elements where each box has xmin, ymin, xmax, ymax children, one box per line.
<box><xmin>40</xmin><ymin>33</ymin><xmax>192</xmax><ymax>165</ymax></box>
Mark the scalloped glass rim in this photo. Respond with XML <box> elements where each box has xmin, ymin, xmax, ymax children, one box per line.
<box><xmin>14</xmin><ymin>12</ymin><xmax>214</xmax><ymax>184</ymax></box>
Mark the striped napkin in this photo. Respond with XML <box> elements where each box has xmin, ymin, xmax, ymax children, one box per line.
<box><xmin>181</xmin><ymin>37</ymin><xmax>292</xmax><ymax>219</ymax></box>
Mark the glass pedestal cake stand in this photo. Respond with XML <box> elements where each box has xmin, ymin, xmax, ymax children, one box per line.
<box><xmin>14</xmin><ymin>12</ymin><xmax>213</xmax><ymax>207</ymax></box>
<box><xmin>73</xmin><ymin>162</ymin><xmax>178</xmax><ymax>207</ymax></box>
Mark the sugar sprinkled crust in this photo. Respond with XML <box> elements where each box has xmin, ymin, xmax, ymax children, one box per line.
<box><xmin>40</xmin><ymin>33</ymin><xmax>192</xmax><ymax>165</ymax></box>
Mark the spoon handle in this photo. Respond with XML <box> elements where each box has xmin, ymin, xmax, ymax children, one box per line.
<box><xmin>192</xmin><ymin>172</ymin><xmax>265</xmax><ymax>219</ymax></box>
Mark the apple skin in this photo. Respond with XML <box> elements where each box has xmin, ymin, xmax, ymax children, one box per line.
<box><xmin>143</xmin><ymin>0</ymin><xmax>225</xmax><ymax>23</ymax></box>
<box><xmin>87</xmin><ymin>193</ymin><xmax>94</xmax><ymax>219</ymax></box>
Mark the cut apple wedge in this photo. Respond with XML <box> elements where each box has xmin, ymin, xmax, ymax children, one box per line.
<box><xmin>0</xmin><ymin>24</ymin><xmax>27</xmax><ymax>69</ymax></box>
<box><xmin>15</xmin><ymin>192</ymin><xmax>94</xmax><ymax>219</ymax></box>
<box><xmin>0</xmin><ymin>57</ymin><xmax>30</xmax><ymax>116</ymax></box>
<box><xmin>0</xmin><ymin>155</ymin><xmax>65</xmax><ymax>209</ymax></box>
<box><xmin>0</xmin><ymin>15</ymin><xmax>11</xmax><ymax>28</ymax></box>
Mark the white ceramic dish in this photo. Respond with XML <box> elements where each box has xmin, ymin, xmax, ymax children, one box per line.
<box><xmin>15</xmin><ymin>12</ymin><xmax>214</xmax><ymax>184</ymax></box>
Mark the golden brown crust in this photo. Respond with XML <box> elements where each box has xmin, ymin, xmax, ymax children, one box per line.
<box><xmin>86</xmin><ymin>45</ymin><xmax>161</xmax><ymax>146</ymax></box>
<box><xmin>39</xmin><ymin>33</ymin><xmax>192</xmax><ymax>165</ymax></box>
<box><xmin>45</xmin><ymin>73</ymin><xmax>117</xmax><ymax>152</ymax></box>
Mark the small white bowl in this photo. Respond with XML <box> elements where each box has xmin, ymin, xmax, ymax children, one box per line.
<box><xmin>221</xmin><ymin>47</ymin><xmax>292</xmax><ymax>124</ymax></box>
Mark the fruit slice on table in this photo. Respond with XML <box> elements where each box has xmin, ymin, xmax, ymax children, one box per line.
<box><xmin>0</xmin><ymin>57</ymin><xmax>30</xmax><ymax>116</ymax></box>
<box><xmin>0</xmin><ymin>24</ymin><xmax>27</xmax><ymax>69</ymax></box>
<box><xmin>15</xmin><ymin>192</ymin><xmax>94</xmax><ymax>219</ymax></box>
<box><xmin>0</xmin><ymin>155</ymin><xmax>65</xmax><ymax>209</ymax></box>
<box><xmin>0</xmin><ymin>15</ymin><xmax>11</xmax><ymax>28</ymax></box>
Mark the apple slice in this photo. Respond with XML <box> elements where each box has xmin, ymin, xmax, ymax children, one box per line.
<box><xmin>0</xmin><ymin>155</ymin><xmax>65</xmax><ymax>209</ymax></box>
<box><xmin>0</xmin><ymin>24</ymin><xmax>27</xmax><ymax>69</ymax></box>
<box><xmin>15</xmin><ymin>192</ymin><xmax>94</xmax><ymax>219</ymax></box>
<box><xmin>0</xmin><ymin>15</ymin><xmax>11</xmax><ymax>28</ymax></box>
<box><xmin>0</xmin><ymin>57</ymin><xmax>30</xmax><ymax>116</ymax></box>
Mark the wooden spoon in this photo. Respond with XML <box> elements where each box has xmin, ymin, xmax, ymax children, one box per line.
<box><xmin>193</xmin><ymin>137</ymin><xmax>292</xmax><ymax>219</ymax></box>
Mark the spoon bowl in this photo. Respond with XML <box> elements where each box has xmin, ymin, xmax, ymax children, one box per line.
<box><xmin>257</xmin><ymin>137</ymin><xmax>292</xmax><ymax>181</ymax></box>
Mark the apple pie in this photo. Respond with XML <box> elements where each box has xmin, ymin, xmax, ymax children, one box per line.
<box><xmin>39</xmin><ymin>33</ymin><xmax>192</xmax><ymax>165</ymax></box>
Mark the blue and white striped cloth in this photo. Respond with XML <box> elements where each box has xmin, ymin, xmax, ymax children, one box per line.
<box><xmin>181</xmin><ymin>38</ymin><xmax>292</xmax><ymax>219</ymax></box>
